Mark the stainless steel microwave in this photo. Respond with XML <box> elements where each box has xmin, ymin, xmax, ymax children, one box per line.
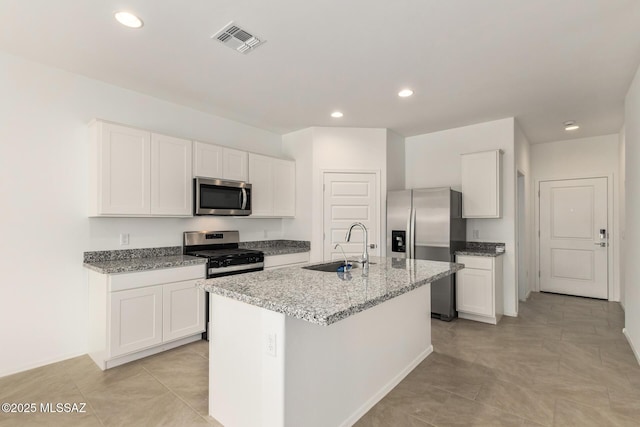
<box><xmin>194</xmin><ymin>177</ymin><xmax>251</xmax><ymax>216</ymax></box>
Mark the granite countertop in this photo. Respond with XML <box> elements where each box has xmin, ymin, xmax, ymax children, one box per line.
<box><xmin>455</xmin><ymin>249</ymin><xmax>504</xmax><ymax>257</ymax></box>
<box><xmin>84</xmin><ymin>255</ymin><xmax>207</xmax><ymax>274</ymax></box>
<box><xmin>239</xmin><ymin>239</ymin><xmax>310</xmax><ymax>256</ymax></box>
<box><xmin>83</xmin><ymin>246</ymin><xmax>206</xmax><ymax>274</ymax></box>
<box><xmin>455</xmin><ymin>241</ymin><xmax>505</xmax><ymax>257</ymax></box>
<box><xmin>197</xmin><ymin>256</ymin><xmax>463</xmax><ymax>326</ymax></box>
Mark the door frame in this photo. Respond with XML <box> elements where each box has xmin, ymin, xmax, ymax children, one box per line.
<box><xmin>534</xmin><ymin>174</ymin><xmax>616</xmax><ymax>300</ymax></box>
<box><xmin>320</xmin><ymin>169</ymin><xmax>383</xmax><ymax>262</ymax></box>
<box><xmin>516</xmin><ymin>170</ymin><xmax>528</xmax><ymax>306</ymax></box>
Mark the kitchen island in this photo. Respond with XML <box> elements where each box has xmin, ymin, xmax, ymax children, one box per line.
<box><xmin>197</xmin><ymin>256</ymin><xmax>463</xmax><ymax>427</ymax></box>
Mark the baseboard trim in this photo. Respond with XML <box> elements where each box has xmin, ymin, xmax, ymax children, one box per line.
<box><xmin>623</xmin><ymin>328</ymin><xmax>640</xmax><ymax>366</ymax></box>
<box><xmin>340</xmin><ymin>345</ymin><xmax>434</xmax><ymax>427</ymax></box>
<box><xmin>0</xmin><ymin>350</ymin><xmax>86</xmax><ymax>379</ymax></box>
<box><xmin>102</xmin><ymin>334</ymin><xmax>202</xmax><ymax>370</ymax></box>
<box><xmin>504</xmin><ymin>311</ymin><xmax>518</xmax><ymax>317</ymax></box>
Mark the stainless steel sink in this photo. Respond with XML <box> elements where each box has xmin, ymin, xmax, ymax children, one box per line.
<box><xmin>302</xmin><ymin>261</ymin><xmax>359</xmax><ymax>272</ymax></box>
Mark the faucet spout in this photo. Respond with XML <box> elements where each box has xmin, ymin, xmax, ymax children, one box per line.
<box><xmin>334</xmin><ymin>243</ymin><xmax>350</xmax><ymax>271</ymax></box>
<box><xmin>345</xmin><ymin>222</ymin><xmax>369</xmax><ymax>267</ymax></box>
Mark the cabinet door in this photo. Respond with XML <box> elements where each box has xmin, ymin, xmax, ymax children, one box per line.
<box><xmin>151</xmin><ymin>134</ymin><xmax>192</xmax><ymax>216</ymax></box>
<box><xmin>461</xmin><ymin>150</ymin><xmax>501</xmax><ymax>218</ymax></box>
<box><xmin>273</xmin><ymin>159</ymin><xmax>296</xmax><ymax>217</ymax></box>
<box><xmin>193</xmin><ymin>141</ymin><xmax>223</xmax><ymax>178</ymax></box>
<box><xmin>162</xmin><ymin>280</ymin><xmax>205</xmax><ymax>342</ymax></box>
<box><xmin>223</xmin><ymin>148</ymin><xmax>248</xmax><ymax>182</ymax></box>
<box><xmin>248</xmin><ymin>153</ymin><xmax>274</xmax><ymax>216</ymax></box>
<box><xmin>110</xmin><ymin>286</ymin><xmax>163</xmax><ymax>357</ymax></box>
<box><xmin>98</xmin><ymin>123</ymin><xmax>151</xmax><ymax>215</ymax></box>
<box><xmin>456</xmin><ymin>268</ymin><xmax>494</xmax><ymax>316</ymax></box>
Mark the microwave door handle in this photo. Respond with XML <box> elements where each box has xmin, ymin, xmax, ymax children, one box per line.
<box><xmin>241</xmin><ymin>188</ymin><xmax>247</xmax><ymax>210</ymax></box>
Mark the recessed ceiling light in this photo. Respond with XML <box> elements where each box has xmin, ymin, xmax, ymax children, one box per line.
<box><xmin>398</xmin><ymin>89</ymin><xmax>414</xmax><ymax>98</ymax></box>
<box><xmin>564</xmin><ymin>121</ymin><xmax>579</xmax><ymax>131</ymax></box>
<box><xmin>114</xmin><ymin>11</ymin><xmax>143</xmax><ymax>29</ymax></box>
<box><xmin>331</xmin><ymin>111</ymin><xmax>344</xmax><ymax>118</ymax></box>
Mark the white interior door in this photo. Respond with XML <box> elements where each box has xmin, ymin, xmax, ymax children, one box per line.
<box><xmin>323</xmin><ymin>172</ymin><xmax>378</xmax><ymax>262</ymax></box>
<box><xmin>539</xmin><ymin>178</ymin><xmax>608</xmax><ymax>299</ymax></box>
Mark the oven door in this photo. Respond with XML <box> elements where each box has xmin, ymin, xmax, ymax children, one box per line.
<box><xmin>195</xmin><ymin>177</ymin><xmax>252</xmax><ymax>216</ymax></box>
<box><xmin>203</xmin><ymin>263</ymin><xmax>264</xmax><ymax>341</ymax></box>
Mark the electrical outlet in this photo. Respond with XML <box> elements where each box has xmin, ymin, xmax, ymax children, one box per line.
<box><xmin>472</xmin><ymin>230</ymin><xmax>479</xmax><ymax>239</ymax></box>
<box><xmin>119</xmin><ymin>233</ymin><xmax>130</xmax><ymax>246</ymax></box>
<box><xmin>265</xmin><ymin>333</ymin><xmax>276</xmax><ymax>357</ymax></box>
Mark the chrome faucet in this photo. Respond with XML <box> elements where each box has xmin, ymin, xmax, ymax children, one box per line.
<box><xmin>345</xmin><ymin>222</ymin><xmax>369</xmax><ymax>268</ymax></box>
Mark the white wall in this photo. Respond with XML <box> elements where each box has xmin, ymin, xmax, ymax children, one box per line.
<box><xmin>623</xmin><ymin>63</ymin><xmax>640</xmax><ymax>361</ymax></box>
<box><xmin>0</xmin><ymin>51</ymin><xmax>284</xmax><ymax>377</ymax></box>
<box><xmin>514</xmin><ymin>121</ymin><xmax>532</xmax><ymax>302</ymax></box>
<box><xmin>386</xmin><ymin>129</ymin><xmax>406</xmax><ymax>191</ymax></box>
<box><xmin>282</xmin><ymin>127</ymin><xmax>389</xmax><ymax>262</ymax></box>
<box><xmin>405</xmin><ymin>118</ymin><xmax>518</xmax><ymax>316</ymax></box>
<box><xmin>618</xmin><ymin>129</ymin><xmax>626</xmax><ymax>309</ymax></box>
<box><xmin>312</xmin><ymin>128</ymin><xmax>388</xmax><ymax>262</ymax></box>
<box><xmin>530</xmin><ymin>134</ymin><xmax>621</xmax><ymax>301</ymax></box>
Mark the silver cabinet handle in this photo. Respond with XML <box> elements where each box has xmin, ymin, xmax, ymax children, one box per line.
<box><xmin>594</xmin><ymin>242</ymin><xmax>607</xmax><ymax>247</ymax></box>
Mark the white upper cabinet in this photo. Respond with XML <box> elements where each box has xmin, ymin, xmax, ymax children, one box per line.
<box><xmin>273</xmin><ymin>158</ymin><xmax>296</xmax><ymax>217</ymax></box>
<box><xmin>249</xmin><ymin>153</ymin><xmax>274</xmax><ymax>216</ymax></box>
<box><xmin>193</xmin><ymin>141</ymin><xmax>223</xmax><ymax>179</ymax></box>
<box><xmin>461</xmin><ymin>149</ymin><xmax>503</xmax><ymax>218</ymax></box>
<box><xmin>89</xmin><ymin>120</ymin><xmax>192</xmax><ymax>217</ymax></box>
<box><xmin>248</xmin><ymin>153</ymin><xmax>295</xmax><ymax>218</ymax></box>
<box><xmin>193</xmin><ymin>142</ymin><xmax>248</xmax><ymax>182</ymax></box>
<box><xmin>223</xmin><ymin>147</ymin><xmax>248</xmax><ymax>182</ymax></box>
<box><xmin>90</xmin><ymin>121</ymin><xmax>151</xmax><ymax>216</ymax></box>
<box><xmin>151</xmin><ymin>133</ymin><xmax>192</xmax><ymax>216</ymax></box>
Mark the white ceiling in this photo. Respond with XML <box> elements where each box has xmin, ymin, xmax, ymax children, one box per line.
<box><xmin>1</xmin><ymin>0</ymin><xmax>639</xmax><ymax>143</ymax></box>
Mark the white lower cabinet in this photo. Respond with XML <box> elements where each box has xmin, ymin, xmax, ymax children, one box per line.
<box><xmin>110</xmin><ymin>286</ymin><xmax>163</xmax><ymax>357</ymax></box>
<box><xmin>162</xmin><ymin>280</ymin><xmax>206</xmax><ymax>342</ymax></box>
<box><xmin>456</xmin><ymin>255</ymin><xmax>503</xmax><ymax>324</ymax></box>
<box><xmin>89</xmin><ymin>265</ymin><xmax>205</xmax><ymax>370</ymax></box>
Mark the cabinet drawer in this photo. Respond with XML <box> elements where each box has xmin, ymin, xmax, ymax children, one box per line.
<box><xmin>264</xmin><ymin>252</ymin><xmax>310</xmax><ymax>270</ymax></box>
<box><xmin>456</xmin><ymin>255</ymin><xmax>493</xmax><ymax>270</ymax></box>
<box><xmin>109</xmin><ymin>265</ymin><xmax>206</xmax><ymax>292</ymax></box>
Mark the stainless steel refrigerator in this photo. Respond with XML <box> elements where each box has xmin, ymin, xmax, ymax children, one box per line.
<box><xmin>387</xmin><ymin>188</ymin><xmax>466</xmax><ymax>321</ymax></box>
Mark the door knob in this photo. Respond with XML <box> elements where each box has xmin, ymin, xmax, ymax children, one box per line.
<box><xmin>594</xmin><ymin>242</ymin><xmax>607</xmax><ymax>247</ymax></box>
<box><xmin>369</xmin><ymin>243</ymin><xmax>377</xmax><ymax>249</ymax></box>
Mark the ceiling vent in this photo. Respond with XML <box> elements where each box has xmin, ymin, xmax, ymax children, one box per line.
<box><xmin>212</xmin><ymin>21</ymin><xmax>265</xmax><ymax>54</ymax></box>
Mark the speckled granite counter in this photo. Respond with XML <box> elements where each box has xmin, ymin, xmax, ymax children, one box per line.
<box><xmin>456</xmin><ymin>241</ymin><xmax>505</xmax><ymax>257</ymax></box>
<box><xmin>83</xmin><ymin>246</ymin><xmax>206</xmax><ymax>274</ymax></box>
<box><xmin>238</xmin><ymin>239</ymin><xmax>310</xmax><ymax>256</ymax></box>
<box><xmin>197</xmin><ymin>256</ymin><xmax>463</xmax><ymax>325</ymax></box>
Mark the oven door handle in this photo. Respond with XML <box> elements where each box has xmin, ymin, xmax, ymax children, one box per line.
<box><xmin>241</xmin><ymin>188</ymin><xmax>247</xmax><ymax>210</ymax></box>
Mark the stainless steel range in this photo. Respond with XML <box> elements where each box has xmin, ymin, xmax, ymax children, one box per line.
<box><xmin>183</xmin><ymin>230</ymin><xmax>264</xmax><ymax>339</ymax></box>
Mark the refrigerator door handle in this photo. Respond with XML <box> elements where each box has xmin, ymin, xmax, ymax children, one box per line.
<box><xmin>406</xmin><ymin>208</ymin><xmax>412</xmax><ymax>259</ymax></box>
<box><xmin>411</xmin><ymin>208</ymin><xmax>417</xmax><ymax>259</ymax></box>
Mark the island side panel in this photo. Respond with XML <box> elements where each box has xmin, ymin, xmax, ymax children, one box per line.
<box><xmin>209</xmin><ymin>294</ymin><xmax>286</xmax><ymax>427</ymax></box>
<box><xmin>284</xmin><ymin>284</ymin><xmax>432</xmax><ymax>427</ymax></box>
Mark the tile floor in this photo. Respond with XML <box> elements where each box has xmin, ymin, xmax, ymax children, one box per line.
<box><xmin>0</xmin><ymin>292</ymin><xmax>638</xmax><ymax>426</ymax></box>
<box><xmin>356</xmin><ymin>292</ymin><xmax>640</xmax><ymax>426</ymax></box>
